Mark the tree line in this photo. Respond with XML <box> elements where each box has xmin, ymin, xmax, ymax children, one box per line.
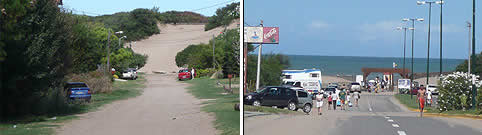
<box><xmin>0</xmin><ymin>0</ymin><xmax>147</xmax><ymax>119</ymax></box>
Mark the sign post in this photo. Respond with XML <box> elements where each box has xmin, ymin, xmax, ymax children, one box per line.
<box><xmin>243</xmin><ymin>23</ymin><xmax>279</xmax><ymax>92</ymax></box>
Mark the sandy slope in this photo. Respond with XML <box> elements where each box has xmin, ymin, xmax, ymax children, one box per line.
<box><xmin>132</xmin><ymin>22</ymin><xmax>239</xmax><ymax>74</ymax></box>
<box><xmin>57</xmin><ymin>22</ymin><xmax>239</xmax><ymax>135</ymax></box>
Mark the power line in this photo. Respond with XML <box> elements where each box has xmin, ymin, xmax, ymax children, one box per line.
<box><xmin>190</xmin><ymin>0</ymin><xmax>238</xmax><ymax>12</ymax></box>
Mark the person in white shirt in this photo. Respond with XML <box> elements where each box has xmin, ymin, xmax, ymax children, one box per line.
<box><xmin>191</xmin><ymin>68</ymin><xmax>195</xmax><ymax>79</ymax></box>
<box><xmin>426</xmin><ymin>90</ymin><xmax>432</xmax><ymax>106</ymax></box>
<box><xmin>315</xmin><ymin>92</ymin><xmax>324</xmax><ymax>115</ymax></box>
<box><xmin>331</xmin><ymin>92</ymin><xmax>338</xmax><ymax>110</ymax></box>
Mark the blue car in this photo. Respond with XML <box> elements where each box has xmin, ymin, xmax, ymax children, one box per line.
<box><xmin>65</xmin><ymin>82</ymin><xmax>92</xmax><ymax>102</ymax></box>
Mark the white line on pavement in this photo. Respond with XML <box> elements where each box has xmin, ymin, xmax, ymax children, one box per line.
<box><xmin>388</xmin><ymin>119</ymin><xmax>394</xmax><ymax>122</ymax></box>
<box><xmin>392</xmin><ymin>124</ymin><xmax>400</xmax><ymax>127</ymax></box>
<box><xmin>384</xmin><ymin>116</ymin><xmax>390</xmax><ymax>119</ymax></box>
<box><xmin>397</xmin><ymin>131</ymin><xmax>407</xmax><ymax>135</ymax></box>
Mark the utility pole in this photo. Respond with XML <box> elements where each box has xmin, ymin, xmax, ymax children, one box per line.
<box><xmin>107</xmin><ymin>31</ymin><xmax>111</xmax><ymax>74</ymax></box>
<box><xmin>255</xmin><ymin>21</ymin><xmax>263</xmax><ymax>90</ymax></box>
<box><xmin>213</xmin><ymin>35</ymin><xmax>216</xmax><ymax>69</ymax></box>
<box><xmin>244</xmin><ymin>42</ymin><xmax>248</xmax><ymax>93</ymax></box>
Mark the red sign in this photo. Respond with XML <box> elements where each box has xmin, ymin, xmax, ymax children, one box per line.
<box><xmin>263</xmin><ymin>27</ymin><xmax>279</xmax><ymax>44</ymax></box>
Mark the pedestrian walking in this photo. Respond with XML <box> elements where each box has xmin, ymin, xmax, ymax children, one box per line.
<box><xmin>417</xmin><ymin>86</ymin><xmax>426</xmax><ymax>117</ymax></box>
<box><xmin>327</xmin><ymin>92</ymin><xmax>332</xmax><ymax>110</ymax></box>
<box><xmin>331</xmin><ymin>92</ymin><xmax>338</xmax><ymax>110</ymax></box>
<box><xmin>316</xmin><ymin>92</ymin><xmax>324</xmax><ymax>115</ymax></box>
<box><xmin>426</xmin><ymin>90</ymin><xmax>432</xmax><ymax>107</ymax></box>
<box><xmin>191</xmin><ymin>68</ymin><xmax>195</xmax><ymax>79</ymax></box>
<box><xmin>353</xmin><ymin>90</ymin><xmax>360</xmax><ymax>107</ymax></box>
<box><xmin>339</xmin><ymin>89</ymin><xmax>346</xmax><ymax>110</ymax></box>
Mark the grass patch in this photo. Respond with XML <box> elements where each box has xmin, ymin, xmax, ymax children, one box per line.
<box><xmin>185</xmin><ymin>77</ymin><xmax>239</xmax><ymax>135</ymax></box>
<box><xmin>0</xmin><ymin>74</ymin><xmax>147</xmax><ymax>135</ymax></box>
<box><xmin>244</xmin><ymin>105</ymin><xmax>304</xmax><ymax>115</ymax></box>
<box><xmin>395</xmin><ymin>94</ymin><xmax>480</xmax><ymax>115</ymax></box>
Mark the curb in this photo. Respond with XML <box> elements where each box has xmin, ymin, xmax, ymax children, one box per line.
<box><xmin>423</xmin><ymin>113</ymin><xmax>482</xmax><ymax>120</ymax></box>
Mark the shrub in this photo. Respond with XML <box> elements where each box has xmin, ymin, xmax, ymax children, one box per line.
<box><xmin>197</xmin><ymin>68</ymin><xmax>217</xmax><ymax>77</ymax></box>
<box><xmin>438</xmin><ymin>72</ymin><xmax>482</xmax><ymax>112</ymax></box>
<box><xmin>67</xmin><ymin>71</ymin><xmax>113</xmax><ymax>94</ymax></box>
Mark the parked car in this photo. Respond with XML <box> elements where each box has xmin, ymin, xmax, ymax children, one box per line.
<box><xmin>178</xmin><ymin>69</ymin><xmax>192</xmax><ymax>80</ymax></box>
<box><xmin>328</xmin><ymin>83</ymin><xmax>339</xmax><ymax>89</ymax></box>
<box><xmin>244</xmin><ymin>86</ymin><xmax>313</xmax><ymax>113</ymax></box>
<box><xmin>121</xmin><ymin>69</ymin><xmax>137</xmax><ymax>80</ymax></box>
<box><xmin>427</xmin><ymin>84</ymin><xmax>438</xmax><ymax>95</ymax></box>
<box><xmin>324</xmin><ymin>87</ymin><xmax>336</xmax><ymax>94</ymax></box>
<box><xmin>64</xmin><ymin>82</ymin><xmax>91</xmax><ymax>102</ymax></box>
<box><xmin>350</xmin><ymin>82</ymin><xmax>361</xmax><ymax>92</ymax></box>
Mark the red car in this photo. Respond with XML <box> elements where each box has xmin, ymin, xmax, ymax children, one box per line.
<box><xmin>178</xmin><ymin>69</ymin><xmax>192</xmax><ymax>80</ymax></box>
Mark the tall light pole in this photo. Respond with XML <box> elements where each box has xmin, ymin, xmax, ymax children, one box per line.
<box><xmin>397</xmin><ymin>26</ymin><xmax>408</xmax><ymax>77</ymax></box>
<box><xmin>118</xmin><ymin>36</ymin><xmax>127</xmax><ymax>48</ymax></box>
<box><xmin>417</xmin><ymin>1</ymin><xmax>436</xmax><ymax>86</ymax></box>
<box><xmin>403</xmin><ymin>18</ymin><xmax>424</xmax><ymax>99</ymax></box>
<box><xmin>437</xmin><ymin>1</ymin><xmax>444</xmax><ymax>77</ymax></box>
<box><xmin>467</xmin><ymin>22</ymin><xmax>472</xmax><ymax>74</ymax></box>
<box><xmin>471</xmin><ymin>0</ymin><xmax>477</xmax><ymax>110</ymax></box>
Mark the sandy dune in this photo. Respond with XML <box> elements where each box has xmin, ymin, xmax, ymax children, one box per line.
<box><xmin>132</xmin><ymin>22</ymin><xmax>239</xmax><ymax>74</ymax></box>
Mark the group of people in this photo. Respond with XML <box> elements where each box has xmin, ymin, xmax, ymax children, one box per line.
<box><xmin>315</xmin><ymin>88</ymin><xmax>361</xmax><ymax>115</ymax></box>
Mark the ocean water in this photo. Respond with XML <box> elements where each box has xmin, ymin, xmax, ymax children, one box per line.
<box><xmin>287</xmin><ymin>55</ymin><xmax>465</xmax><ymax>76</ymax></box>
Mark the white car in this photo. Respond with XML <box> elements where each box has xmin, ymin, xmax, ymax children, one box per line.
<box><xmin>122</xmin><ymin>69</ymin><xmax>137</xmax><ymax>80</ymax></box>
<box><xmin>350</xmin><ymin>82</ymin><xmax>361</xmax><ymax>92</ymax></box>
<box><xmin>427</xmin><ymin>84</ymin><xmax>438</xmax><ymax>95</ymax></box>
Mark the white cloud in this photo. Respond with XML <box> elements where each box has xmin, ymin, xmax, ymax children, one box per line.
<box><xmin>309</xmin><ymin>20</ymin><xmax>330</xmax><ymax>29</ymax></box>
<box><xmin>358</xmin><ymin>20</ymin><xmax>402</xmax><ymax>41</ymax></box>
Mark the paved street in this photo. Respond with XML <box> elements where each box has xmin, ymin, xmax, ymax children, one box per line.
<box><xmin>244</xmin><ymin>93</ymin><xmax>482</xmax><ymax>135</ymax></box>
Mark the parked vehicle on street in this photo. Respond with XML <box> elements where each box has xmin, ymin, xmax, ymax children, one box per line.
<box><xmin>64</xmin><ymin>82</ymin><xmax>92</xmax><ymax>102</ymax></box>
<box><xmin>282</xmin><ymin>69</ymin><xmax>322</xmax><ymax>94</ymax></box>
<box><xmin>121</xmin><ymin>69</ymin><xmax>138</xmax><ymax>80</ymax></box>
<box><xmin>398</xmin><ymin>79</ymin><xmax>411</xmax><ymax>94</ymax></box>
<box><xmin>244</xmin><ymin>86</ymin><xmax>313</xmax><ymax>113</ymax></box>
<box><xmin>328</xmin><ymin>83</ymin><xmax>339</xmax><ymax>89</ymax></box>
<box><xmin>427</xmin><ymin>84</ymin><xmax>438</xmax><ymax>95</ymax></box>
<box><xmin>350</xmin><ymin>82</ymin><xmax>361</xmax><ymax>92</ymax></box>
<box><xmin>178</xmin><ymin>69</ymin><xmax>192</xmax><ymax>80</ymax></box>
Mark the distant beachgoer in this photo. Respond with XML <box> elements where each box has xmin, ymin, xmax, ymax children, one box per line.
<box><xmin>353</xmin><ymin>91</ymin><xmax>360</xmax><ymax>107</ymax></box>
<box><xmin>316</xmin><ymin>92</ymin><xmax>324</xmax><ymax>115</ymax></box>
<box><xmin>426</xmin><ymin>90</ymin><xmax>432</xmax><ymax>107</ymax></box>
<box><xmin>327</xmin><ymin>92</ymin><xmax>333</xmax><ymax>110</ymax></box>
<box><xmin>331</xmin><ymin>92</ymin><xmax>338</xmax><ymax>110</ymax></box>
<box><xmin>339</xmin><ymin>89</ymin><xmax>346</xmax><ymax>110</ymax></box>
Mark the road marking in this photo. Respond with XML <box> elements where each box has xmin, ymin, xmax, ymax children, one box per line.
<box><xmin>388</xmin><ymin>119</ymin><xmax>394</xmax><ymax>122</ymax></box>
<box><xmin>392</xmin><ymin>124</ymin><xmax>400</xmax><ymax>127</ymax></box>
<box><xmin>384</xmin><ymin>116</ymin><xmax>390</xmax><ymax>119</ymax></box>
<box><xmin>397</xmin><ymin>131</ymin><xmax>407</xmax><ymax>135</ymax></box>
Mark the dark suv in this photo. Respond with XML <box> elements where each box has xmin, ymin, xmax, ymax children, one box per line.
<box><xmin>244</xmin><ymin>86</ymin><xmax>313</xmax><ymax>113</ymax></box>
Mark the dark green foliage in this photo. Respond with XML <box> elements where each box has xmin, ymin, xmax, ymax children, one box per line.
<box><xmin>246</xmin><ymin>52</ymin><xmax>290</xmax><ymax>91</ymax></box>
<box><xmin>0</xmin><ymin>0</ymin><xmax>148</xmax><ymax>119</ymax></box>
<box><xmin>92</xmin><ymin>8</ymin><xmax>160</xmax><ymax>42</ymax></box>
<box><xmin>102</xmin><ymin>48</ymin><xmax>148</xmax><ymax>71</ymax></box>
<box><xmin>205</xmin><ymin>2</ymin><xmax>239</xmax><ymax>31</ymax></box>
<box><xmin>159</xmin><ymin>11</ymin><xmax>207</xmax><ymax>24</ymax></box>
<box><xmin>175</xmin><ymin>29</ymin><xmax>239</xmax><ymax>77</ymax></box>
<box><xmin>456</xmin><ymin>52</ymin><xmax>482</xmax><ymax>77</ymax></box>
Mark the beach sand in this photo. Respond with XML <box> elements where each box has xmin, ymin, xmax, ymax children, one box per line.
<box><xmin>131</xmin><ymin>21</ymin><xmax>239</xmax><ymax>74</ymax></box>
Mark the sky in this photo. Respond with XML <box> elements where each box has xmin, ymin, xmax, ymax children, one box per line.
<box><xmin>62</xmin><ymin>0</ymin><xmax>238</xmax><ymax>16</ymax></box>
<box><xmin>245</xmin><ymin>0</ymin><xmax>482</xmax><ymax>59</ymax></box>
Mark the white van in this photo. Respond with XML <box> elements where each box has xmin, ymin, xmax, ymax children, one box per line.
<box><xmin>282</xmin><ymin>69</ymin><xmax>322</xmax><ymax>94</ymax></box>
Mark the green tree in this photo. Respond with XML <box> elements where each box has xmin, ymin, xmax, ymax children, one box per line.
<box><xmin>455</xmin><ymin>52</ymin><xmax>482</xmax><ymax>77</ymax></box>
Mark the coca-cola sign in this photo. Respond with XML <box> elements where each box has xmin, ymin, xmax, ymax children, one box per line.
<box><xmin>263</xmin><ymin>27</ymin><xmax>279</xmax><ymax>44</ymax></box>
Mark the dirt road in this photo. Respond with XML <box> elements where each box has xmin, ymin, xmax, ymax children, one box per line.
<box><xmin>58</xmin><ymin>74</ymin><xmax>216</xmax><ymax>135</ymax></box>
<box><xmin>58</xmin><ymin>22</ymin><xmax>238</xmax><ymax>135</ymax></box>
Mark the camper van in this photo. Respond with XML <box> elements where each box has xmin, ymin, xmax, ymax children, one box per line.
<box><xmin>282</xmin><ymin>69</ymin><xmax>322</xmax><ymax>94</ymax></box>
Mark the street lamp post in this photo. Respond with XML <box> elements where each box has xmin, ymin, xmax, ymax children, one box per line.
<box><xmin>471</xmin><ymin>0</ymin><xmax>477</xmax><ymax>110</ymax></box>
<box><xmin>437</xmin><ymin>1</ymin><xmax>444</xmax><ymax>77</ymax></box>
<box><xmin>417</xmin><ymin>1</ymin><xmax>436</xmax><ymax>86</ymax></box>
<box><xmin>118</xmin><ymin>36</ymin><xmax>127</xmax><ymax>48</ymax></box>
<box><xmin>403</xmin><ymin>18</ymin><xmax>424</xmax><ymax>99</ymax></box>
<box><xmin>397</xmin><ymin>27</ymin><xmax>408</xmax><ymax>77</ymax></box>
